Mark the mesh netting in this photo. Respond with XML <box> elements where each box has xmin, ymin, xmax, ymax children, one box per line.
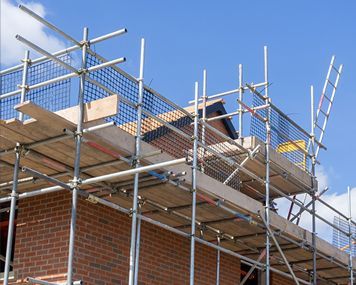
<box><xmin>250</xmin><ymin>93</ymin><xmax>310</xmax><ymax>171</ymax></box>
<box><xmin>196</xmin><ymin>124</ymin><xmax>243</xmax><ymax>190</ymax></box>
<box><xmin>85</xmin><ymin>53</ymin><xmax>196</xmax><ymax>158</ymax></box>
<box><xmin>0</xmin><ymin>55</ymin><xmax>71</xmax><ymax>120</ymax></box>
<box><xmin>85</xmin><ymin>53</ymin><xmax>245</xmax><ymax>189</ymax></box>
<box><xmin>332</xmin><ymin>216</ymin><xmax>356</xmax><ymax>256</ymax></box>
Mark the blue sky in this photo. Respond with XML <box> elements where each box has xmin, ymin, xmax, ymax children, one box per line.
<box><xmin>1</xmin><ymin>1</ymin><xmax>355</xmax><ymax>232</ymax></box>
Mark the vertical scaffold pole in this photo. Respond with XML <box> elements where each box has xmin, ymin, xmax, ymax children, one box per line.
<box><xmin>3</xmin><ymin>143</ymin><xmax>21</xmax><ymax>285</ymax></box>
<box><xmin>190</xmin><ymin>81</ymin><xmax>199</xmax><ymax>285</ymax></box>
<box><xmin>238</xmin><ymin>64</ymin><xmax>243</xmax><ymax>138</ymax></box>
<box><xmin>348</xmin><ymin>186</ymin><xmax>354</xmax><ymax>285</ymax></box>
<box><xmin>134</xmin><ymin>204</ymin><xmax>142</xmax><ymax>285</ymax></box>
<box><xmin>19</xmin><ymin>50</ymin><xmax>30</xmax><ymax>121</ymax></box>
<box><xmin>216</xmin><ymin>235</ymin><xmax>221</xmax><ymax>285</ymax></box>
<box><xmin>201</xmin><ymin>70</ymin><xmax>207</xmax><ymax>173</ymax></box>
<box><xmin>263</xmin><ymin>46</ymin><xmax>271</xmax><ymax>285</ymax></box>
<box><xmin>129</xmin><ymin>38</ymin><xmax>145</xmax><ymax>285</ymax></box>
<box><xmin>310</xmin><ymin>85</ymin><xmax>317</xmax><ymax>285</ymax></box>
<box><xmin>67</xmin><ymin>27</ymin><xmax>88</xmax><ymax>285</ymax></box>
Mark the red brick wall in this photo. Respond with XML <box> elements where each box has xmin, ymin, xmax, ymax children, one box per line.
<box><xmin>11</xmin><ymin>192</ymin><xmax>240</xmax><ymax>285</ymax></box>
<box><xmin>12</xmin><ymin>192</ymin><xmax>71</xmax><ymax>284</ymax></box>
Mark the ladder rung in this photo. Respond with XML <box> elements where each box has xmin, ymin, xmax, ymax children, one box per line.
<box><xmin>327</xmin><ymin>79</ymin><xmax>337</xmax><ymax>89</ymax></box>
<box><xmin>320</xmin><ymin>109</ymin><xmax>329</xmax><ymax>117</ymax></box>
<box><xmin>332</xmin><ymin>65</ymin><xmax>341</xmax><ymax>74</ymax></box>
<box><xmin>315</xmin><ymin>124</ymin><xmax>323</xmax><ymax>131</ymax></box>
<box><xmin>323</xmin><ymin>95</ymin><xmax>332</xmax><ymax>103</ymax></box>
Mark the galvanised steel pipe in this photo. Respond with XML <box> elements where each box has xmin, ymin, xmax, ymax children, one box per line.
<box><xmin>89</xmin><ymin>28</ymin><xmax>127</xmax><ymax>45</ymax></box>
<box><xmin>201</xmin><ymin>69</ymin><xmax>207</xmax><ymax>174</ymax></box>
<box><xmin>82</xmin><ymin>121</ymin><xmax>115</xmax><ymax>133</ymax></box>
<box><xmin>188</xmin><ymin>82</ymin><xmax>267</xmax><ymax>104</ymax></box>
<box><xmin>19</xmin><ymin>4</ymin><xmax>81</xmax><ymax>47</ymax></box>
<box><xmin>66</xmin><ymin>27</ymin><xmax>88</xmax><ymax>285</ymax></box>
<box><xmin>216</xmin><ymin>236</ymin><xmax>221</xmax><ymax>285</ymax></box>
<box><xmin>238</xmin><ymin>64</ymin><xmax>243</xmax><ymax>137</ymax></box>
<box><xmin>82</xmin><ymin>158</ymin><xmax>186</xmax><ymax>185</ymax></box>
<box><xmin>289</xmin><ymin>187</ymin><xmax>328</xmax><ymax>223</ymax></box>
<box><xmin>3</xmin><ymin>144</ymin><xmax>21</xmax><ymax>285</ymax></box>
<box><xmin>134</xmin><ymin>206</ymin><xmax>142</xmax><ymax>285</ymax></box>
<box><xmin>26</xmin><ymin>277</ymin><xmax>82</xmax><ymax>285</ymax></box>
<box><xmin>205</xmin><ymin>110</ymin><xmax>240</xmax><ymax>122</ymax></box>
<box><xmin>348</xmin><ymin>186</ymin><xmax>354</xmax><ymax>285</ymax></box>
<box><xmin>21</xmin><ymin>166</ymin><xmax>72</xmax><ymax>191</ymax></box>
<box><xmin>129</xmin><ymin>38</ymin><xmax>145</xmax><ymax>285</ymax></box>
<box><xmin>189</xmin><ymin>81</ymin><xmax>199</xmax><ymax>285</ymax></box>
<box><xmin>310</xmin><ymin>85</ymin><xmax>317</xmax><ymax>285</ymax></box>
<box><xmin>240</xmin><ymin>249</ymin><xmax>266</xmax><ymax>285</ymax></box>
<box><xmin>260</xmin><ymin>211</ymin><xmax>300</xmax><ymax>285</ymax></box>
<box><xmin>0</xmin><ymin>158</ymin><xmax>125</xmax><ymax>191</ymax></box>
<box><xmin>86</xmin><ymin>57</ymin><xmax>126</xmax><ymax>73</ymax></box>
<box><xmin>18</xmin><ymin>50</ymin><xmax>30</xmax><ymax>121</ymax></box>
<box><xmin>264</xmin><ymin>45</ymin><xmax>271</xmax><ymax>285</ymax></box>
<box><xmin>16</xmin><ymin>35</ymin><xmax>78</xmax><ymax>74</ymax></box>
<box><xmin>315</xmin><ymin>194</ymin><xmax>356</xmax><ymax>228</ymax></box>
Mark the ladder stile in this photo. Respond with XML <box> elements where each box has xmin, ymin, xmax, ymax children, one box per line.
<box><xmin>315</xmin><ymin>62</ymin><xmax>343</xmax><ymax>159</ymax></box>
<box><xmin>289</xmin><ymin>56</ymin><xmax>342</xmax><ymax>226</ymax></box>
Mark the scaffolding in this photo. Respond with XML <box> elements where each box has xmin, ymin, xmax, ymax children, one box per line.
<box><xmin>0</xmin><ymin>5</ymin><xmax>355</xmax><ymax>285</ymax></box>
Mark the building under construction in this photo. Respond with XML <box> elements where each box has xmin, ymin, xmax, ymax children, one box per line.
<box><xmin>0</xmin><ymin>5</ymin><xmax>355</xmax><ymax>285</ymax></box>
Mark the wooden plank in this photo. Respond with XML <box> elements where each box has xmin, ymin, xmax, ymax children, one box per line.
<box><xmin>15</xmin><ymin>95</ymin><xmax>118</xmax><ymax>131</ymax></box>
<box><xmin>14</xmin><ymin>101</ymin><xmax>76</xmax><ymax>131</ymax></box>
<box><xmin>55</xmin><ymin>95</ymin><xmax>118</xmax><ymax>124</ymax></box>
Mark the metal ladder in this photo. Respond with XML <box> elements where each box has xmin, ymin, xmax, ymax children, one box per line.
<box><xmin>314</xmin><ymin>55</ymin><xmax>343</xmax><ymax>160</ymax></box>
<box><xmin>286</xmin><ymin>56</ymin><xmax>342</xmax><ymax>224</ymax></box>
<box><xmin>287</xmin><ymin>195</ymin><xmax>307</xmax><ymax>225</ymax></box>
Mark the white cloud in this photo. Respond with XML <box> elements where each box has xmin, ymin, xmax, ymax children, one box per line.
<box><xmin>275</xmin><ymin>167</ymin><xmax>355</xmax><ymax>244</ymax></box>
<box><xmin>0</xmin><ymin>0</ymin><xmax>65</xmax><ymax>67</ymax></box>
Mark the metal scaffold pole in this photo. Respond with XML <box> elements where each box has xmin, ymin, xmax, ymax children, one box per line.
<box><xmin>129</xmin><ymin>38</ymin><xmax>145</xmax><ymax>285</ymax></box>
<box><xmin>310</xmin><ymin>85</ymin><xmax>317</xmax><ymax>285</ymax></box>
<box><xmin>238</xmin><ymin>63</ymin><xmax>243</xmax><ymax>138</ymax></box>
<box><xmin>134</xmin><ymin>204</ymin><xmax>142</xmax><ymax>285</ymax></box>
<box><xmin>201</xmin><ymin>69</ymin><xmax>207</xmax><ymax>173</ymax></box>
<box><xmin>66</xmin><ymin>27</ymin><xmax>88</xmax><ymax>285</ymax></box>
<box><xmin>3</xmin><ymin>143</ymin><xmax>21</xmax><ymax>285</ymax></box>
<box><xmin>348</xmin><ymin>186</ymin><xmax>354</xmax><ymax>285</ymax></box>
<box><xmin>264</xmin><ymin>45</ymin><xmax>271</xmax><ymax>285</ymax></box>
<box><xmin>189</xmin><ymin>81</ymin><xmax>199</xmax><ymax>285</ymax></box>
<box><xmin>216</xmin><ymin>235</ymin><xmax>221</xmax><ymax>285</ymax></box>
<box><xmin>18</xmin><ymin>50</ymin><xmax>30</xmax><ymax>121</ymax></box>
